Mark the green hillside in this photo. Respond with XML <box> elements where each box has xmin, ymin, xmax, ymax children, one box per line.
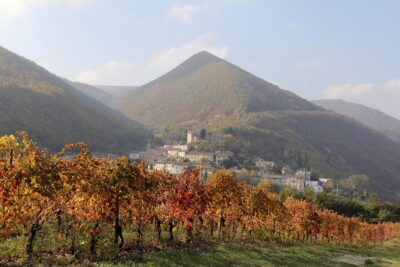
<box><xmin>112</xmin><ymin>51</ymin><xmax>400</xmax><ymax>202</ymax></box>
<box><xmin>0</xmin><ymin>46</ymin><xmax>150</xmax><ymax>153</ymax></box>
<box><xmin>113</xmin><ymin>51</ymin><xmax>320</xmax><ymax>127</ymax></box>
<box><xmin>313</xmin><ymin>99</ymin><xmax>400</xmax><ymax>143</ymax></box>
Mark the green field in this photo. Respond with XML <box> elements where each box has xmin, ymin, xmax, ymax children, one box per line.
<box><xmin>101</xmin><ymin>240</ymin><xmax>400</xmax><ymax>267</ymax></box>
<box><xmin>2</xmin><ymin>237</ymin><xmax>399</xmax><ymax>266</ymax></box>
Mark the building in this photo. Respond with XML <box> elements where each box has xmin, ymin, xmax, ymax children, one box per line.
<box><xmin>128</xmin><ymin>152</ymin><xmax>140</xmax><ymax>160</ymax></box>
<box><xmin>164</xmin><ymin>144</ymin><xmax>189</xmax><ymax>158</ymax></box>
<box><xmin>164</xmin><ymin>144</ymin><xmax>189</xmax><ymax>151</ymax></box>
<box><xmin>287</xmin><ymin>177</ymin><xmax>305</xmax><ymax>191</ymax></box>
<box><xmin>187</xmin><ymin>129</ymin><xmax>221</xmax><ymax>145</ymax></box>
<box><xmin>187</xmin><ymin>130</ymin><xmax>198</xmax><ymax>144</ymax></box>
<box><xmin>295</xmin><ymin>169</ymin><xmax>312</xmax><ymax>180</ymax></box>
<box><xmin>281</xmin><ymin>166</ymin><xmax>292</xmax><ymax>175</ymax></box>
<box><xmin>153</xmin><ymin>160</ymin><xmax>192</xmax><ymax>175</ymax></box>
<box><xmin>263</xmin><ymin>171</ymin><xmax>323</xmax><ymax>193</ymax></box>
<box><xmin>262</xmin><ymin>175</ymin><xmax>289</xmax><ymax>186</ymax></box>
<box><xmin>128</xmin><ymin>148</ymin><xmax>165</xmax><ymax>163</ymax></box>
<box><xmin>319</xmin><ymin>178</ymin><xmax>333</xmax><ymax>189</ymax></box>
<box><xmin>305</xmin><ymin>180</ymin><xmax>324</xmax><ymax>192</ymax></box>
<box><xmin>186</xmin><ymin>151</ymin><xmax>214</xmax><ymax>163</ymax></box>
<box><xmin>254</xmin><ymin>158</ymin><xmax>275</xmax><ymax>169</ymax></box>
<box><xmin>166</xmin><ymin>149</ymin><xmax>187</xmax><ymax>158</ymax></box>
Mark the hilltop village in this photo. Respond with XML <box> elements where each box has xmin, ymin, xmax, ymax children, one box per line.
<box><xmin>129</xmin><ymin>129</ymin><xmax>327</xmax><ymax>193</ymax></box>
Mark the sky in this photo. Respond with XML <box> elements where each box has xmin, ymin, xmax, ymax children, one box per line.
<box><xmin>1</xmin><ymin>0</ymin><xmax>400</xmax><ymax>119</ymax></box>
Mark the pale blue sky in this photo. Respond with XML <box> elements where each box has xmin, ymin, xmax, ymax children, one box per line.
<box><xmin>1</xmin><ymin>0</ymin><xmax>400</xmax><ymax>118</ymax></box>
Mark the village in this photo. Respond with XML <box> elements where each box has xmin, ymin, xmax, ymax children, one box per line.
<box><xmin>128</xmin><ymin>128</ymin><xmax>329</xmax><ymax>193</ymax></box>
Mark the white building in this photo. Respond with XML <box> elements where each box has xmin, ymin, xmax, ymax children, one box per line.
<box><xmin>167</xmin><ymin>150</ymin><xmax>187</xmax><ymax>158</ymax></box>
<box><xmin>186</xmin><ymin>151</ymin><xmax>214</xmax><ymax>163</ymax></box>
<box><xmin>287</xmin><ymin>177</ymin><xmax>305</xmax><ymax>191</ymax></box>
<box><xmin>187</xmin><ymin>130</ymin><xmax>198</xmax><ymax>144</ymax></box>
<box><xmin>295</xmin><ymin>169</ymin><xmax>311</xmax><ymax>180</ymax></box>
<box><xmin>164</xmin><ymin>144</ymin><xmax>189</xmax><ymax>151</ymax></box>
<box><xmin>305</xmin><ymin>180</ymin><xmax>324</xmax><ymax>192</ymax></box>
<box><xmin>128</xmin><ymin>152</ymin><xmax>140</xmax><ymax>160</ymax></box>
<box><xmin>165</xmin><ymin>145</ymin><xmax>189</xmax><ymax>158</ymax></box>
<box><xmin>254</xmin><ymin>158</ymin><xmax>275</xmax><ymax>169</ymax></box>
<box><xmin>263</xmin><ymin>172</ymin><xmax>323</xmax><ymax>193</ymax></box>
<box><xmin>153</xmin><ymin>161</ymin><xmax>192</xmax><ymax>175</ymax></box>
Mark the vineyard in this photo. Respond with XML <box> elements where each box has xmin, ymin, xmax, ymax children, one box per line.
<box><xmin>1</xmin><ymin>133</ymin><xmax>400</xmax><ymax>265</ymax></box>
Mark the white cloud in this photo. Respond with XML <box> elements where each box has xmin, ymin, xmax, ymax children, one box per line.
<box><xmin>295</xmin><ymin>59</ymin><xmax>321</xmax><ymax>70</ymax></box>
<box><xmin>76</xmin><ymin>34</ymin><xmax>229</xmax><ymax>85</ymax></box>
<box><xmin>167</xmin><ymin>4</ymin><xmax>205</xmax><ymax>22</ymax></box>
<box><xmin>321</xmin><ymin>79</ymin><xmax>400</xmax><ymax>119</ymax></box>
<box><xmin>150</xmin><ymin>34</ymin><xmax>229</xmax><ymax>70</ymax></box>
<box><xmin>0</xmin><ymin>0</ymin><xmax>93</xmax><ymax>22</ymax></box>
<box><xmin>322</xmin><ymin>83</ymin><xmax>374</xmax><ymax>99</ymax></box>
<box><xmin>383</xmin><ymin>79</ymin><xmax>400</xmax><ymax>94</ymax></box>
<box><xmin>322</xmin><ymin>78</ymin><xmax>400</xmax><ymax>100</ymax></box>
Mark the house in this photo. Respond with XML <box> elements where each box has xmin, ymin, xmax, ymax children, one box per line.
<box><xmin>164</xmin><ymin>144</ymin><xmax>189</xmax><ymax>158</ymax></box>
<box><xmin>186</xmin><ymin>151</ymin><xmax>214</xmax><ymax>163</ymax></box>
<box><xmin>262</xmin><ymin>175</ymin><xmax>289</xmax><ymax>186</ymax></box>
<box><xmin>187</xmin><ymin>129</ymin><xmax>221</xmax><ymax>144</ymax></box>
<box><xmin>128</xmin><ymin>152</ymin><xmax>140</xmax><ymax>160</ymax></box>
<box><xmin>254</xmin><ymin>158</ymin><xmax>275</xmax><ymax>169</ymax></box>
<box><xmin>187</xmin><ymin>130</ymin><xmax>199</xmax><ymax>144</ymax></box>
<box><xmin>262</xmin><ymin>172</ymin><xmax>323</xmax><ymax>193</ymax></box>
<box><xmin>164</xmin><ymin>144</ymin><xmax>189</xmax><ymax>151</ymax></box>
<box><xmin>295</xmin><ymin>169</ymin><xmax>311</xmax><ymax>180</ymax></box>
<box><xmin>167</xmin><ymin>150</ymin><xmax>179</xmax><ymax>157</ymax></box>
<box><xmin>153</xmin><ymin>160</ymin><xmax>192</xmax><ymax>175</ymax></box>
<box><xmin>166</xmin><ymin>149</ymin><xmax>187</xmax><ymax>158</ymax></box>
<box><xmin>178</xmin><ymin>151</ymin><xmax>186</xmax><ymax>158</ymax></box>
<box><xmin>305</xmin><ymin>180</ymin><xmax>324</xmax><ymax>192</ymax></box>
<box><xmin>319</xmin><ymin>178</ymin><xmax>333</xmax><ymax>189</ymax></box>
<box><xmin>287</xmin><ymin>177</ymin><xmax>305</xmax><ymax>191</ymax></box>
<box><xmin>281</xmin><ymin>166</ymin><xmax>292</xmax><ymax>175</ymax></box>
<box><xmin>136</xmin><ymin>149</ymin><xmax>165</xmax><ymax>163</ymax></box>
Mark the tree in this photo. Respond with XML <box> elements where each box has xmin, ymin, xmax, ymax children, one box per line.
<box><xmin>167</xmin><ymin>169</ymin><xmax>208</xmax><ymax>241</ymax></box>
<box><xmin>206</xmin><ymin>170</ymin><xmax>243</xmax><ymax>239</ymax></box>
<box><xmin>0</xmin><ymin>133</ymin><xmax>62</xmax><ymax>258</ymax></box>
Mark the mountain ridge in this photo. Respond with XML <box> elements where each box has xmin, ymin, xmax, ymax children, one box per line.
<box><xmin>113</xmin><ymin>51</ymin><xmax>321</xmax><ymax>126</ymax></box>
<box><xmin>0</xmin><ymin>45</ymin><xmax>150</xmax><ymax>152</ymax></box>
<box><xmin>313</xmin><ymin>99</ymin><xmax>400</xmax><ymax>143</ymax></box>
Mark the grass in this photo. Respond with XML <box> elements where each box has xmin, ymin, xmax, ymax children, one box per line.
<box><xmin>1</xmin><ymin>231</ymin><xmax>400</xmax><ymax>267</ymax></box>
<box><xmin>120</xmin><ymin>240</ymin><xmax>400</xmax><ymax>267</ymax></box>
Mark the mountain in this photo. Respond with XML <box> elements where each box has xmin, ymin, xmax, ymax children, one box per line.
<box><xmin>97</xmin><ymin>85</ymin><xmax>139</xmax><ymax>98</ymax></box>
<box><xmin>70</xmin><ymin>82</ymin><xmax>112</xmax><ymax>104</ymax></box>
<box><xmin>113</xmin><ymin>51</ymin><xmax>321</xmax><ymax>127</ymax></box>
<box><xmin>313</xmin><ymin>99</ymin><xmax>400</xmax><ymax>143</ymax></box>
<box><xmin>113</xmin><ymin>51</ymin><xmax>400</xmax><ymax>202</ymax></box>
<box><xmin>0</xmin><ymin>46</ymin><xmax>150</xmax><ymax>153</ymax></box>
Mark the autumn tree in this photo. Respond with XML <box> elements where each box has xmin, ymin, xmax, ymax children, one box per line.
<box><xmin>205</xmin><ymin>170</ymin><xmax>243</xmax><ymax>239</ymax></box>
<box><xmin>0</xmin><ymin>133</ymin><xmax>62</xmax><ymax>258</ymax></box>
<box><xmin>166</xmin><ymin>169</ymin><xmax>208</xmax><ymax>241</ymax></box>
